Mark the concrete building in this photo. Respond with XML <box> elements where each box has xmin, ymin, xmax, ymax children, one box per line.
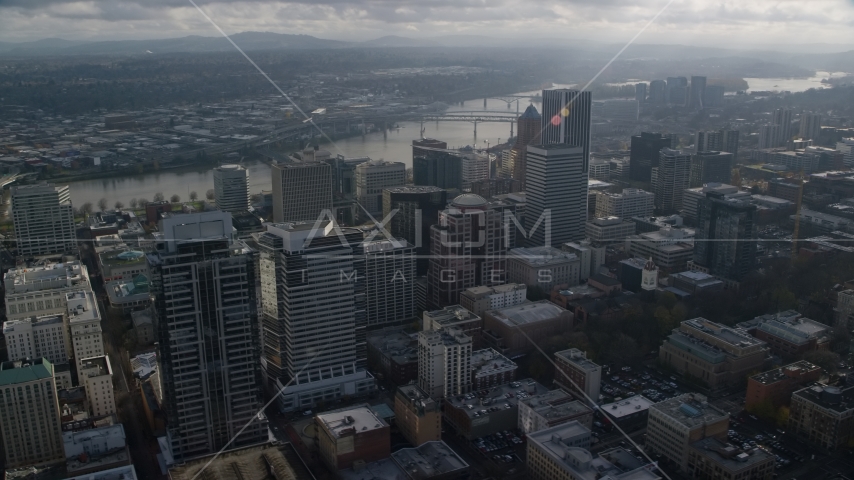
<box><xmin>800</xmin><ymin>113</ymin><xmax>822</xmax><ymax>141</ymax></box>
<box><xmin>630</xmin><ymin>132</ymin><xmax>672</xmax><ymax>182</ymax></box>
<box><xmin>693</xmin><ymin>193</ymin><xmax>758</xmax><ymax>282</ymax></box>
<box><xmin>213</xmin><ymin>164</ymin><xmax>249</xmax><ymax>213</ymax></box>
<box><xmin>554</xmin><ymin>349</ymin><xmax>601</xmax><ymax>402</ymax></box>
<box><xmin>271</xmin><ymin>161</ymin><xmax>332</xmax><ymax>223</ymax></box>
<box><xmin>745</xmin><ymin>361</ymin><xmax>822</xmax><ymax>410</ymax></box>
<box><xmin>131</xmin><ymin>308</ymin><xmax>155</xmax><ymax>347</ymax></box>
<box><xmin>682</xmin><ymin>184</ymin><xmax>750</xmax><ymax>224</ymax></box>
<box><xmin>365</xmin><ymin>328</ymin><xmax>418</xmax><ymax>386</ymax></box>
<box><xmin>507</xmin><ymin>246</ymin><xmax>580</xmax><ymax>292</ymax></box>
<box><xmin>63</xmin><ymin>423</ymin><xmax>131</xmax><ymax>477</ymax></box>
<box><xmin>541</xmin><ymin>89</ymin><xmax>593</xmax><ymax>171</ymax></box>
<box><xmin>358</xmin><ymin>239</ymin><xmax>417</xmax><ymax>330</ymax></box>
<box><xmin>738</xmin><ymin>311</ymin><xmax>831</xmax><ymax>360</ymax></box>
<box><xmin>355</xmin><ymin>159</ymin><xmax>406</xmax><ymax>220</ymax></box>
<box><xmin>563</xmin><ymin>240</ymin><xmax>606</xmax><ymax>281</ymax></box>
<box><xmin>690</xmin><ymin>151</ymin><xmax>733</xmax><ymax>187</ymax></box>
<box><xmin>525</xmin><ymin>144</ymin><xmax>588</xmax><ymax>246</ymax></box>
<box><xmin>459</xmin><ymin>283</ymin><xmax>527</xmax><ymax>318</ymax></box>
<box><xmin>149</xmin><ymin>212</ymin><xmax>265</xmax><ymax>462</ymax></box>
<box><xmin>394</xmin><ymin>385</ymin><xmax>441</xmax><ymax>447</ymax></box>
<box><xmin>413</xmin><ymin>150</ymin><xmax>463</xmax><ymax>190</ymax></box>
<box><xmin>687</xmin><ymin>437</ymin><xmax>775</xmax><ymax>480</ymax></box>
<box><xmin>418</xmin><ymin>327</ymin><xmax>472</xmax><ymax>399</ymax></box>
<box><xmin>443</xmin><ymin>379</ymin><xmax>550</xmax><ymax>440</ymax></box>
<box><xmin>585</xmin><ymin>217</ymin><xmax>636</xmax><ymax>245</ymax></box>
<box><xmin>600</xmin><ymin>395</ymin><xmax>655</xmax><ymax>431</ymax></box>
<box><xmin>659</xmin><ymin>318</ymin><xmax>770</xmax><ymax>393</ymax></box>
<box><xmin>422</xmin><ymin>305</ymin><xmax>483</xmax><ymax>349</ymax></box>
<box><xmin>470</xmin><ymin>348</ymin><xmax>517</xmax><ymax>390</ymax></box>
<box><xmin>655</xmin><ymin>149</ymin><xmax>693</xmax><ymax>213</ymax></box>
<box><xmin>339</xmin><ymin>441</ymin><xmax>469</xmax><ymax>480</ymax></box>
<box><xmin>594</xmin><ymin>189</ymin><xmax>655</xmax><ymax>220</ymax></box>
<box><xmin>3</xmin><ymin>261</ymin><xmax>90</xmax><ymax>320</ymax></box>
<box><xmin>316</xmin><ymin>405</ymin><xmax>391</xmax><ymax>470</ymax></box>
<box><xmin>789</xmin><ymin>384</ymin><xmax>854</xmax><ymax>450</ymax></box>
<box><xmin>3</xmin><ymin>314</ymin><xmax>69</xmax><ymax>364</ymax></box>
<box><xmin>625</xmin><ymin>227</ymin><xmax>695</xmax><ymax>271</ymax></box>
<box><xmin>256</xmin><ymin>222</ymin><xmax>374</xmax><ymax>411</ymax></box>
<box><xmin>669</xmin><ymin>270</ymin><xmax>724</xmax><ymax>296</ymax></box>
<box><xmin>460</xmin><ymin>151</ymin><xmax>489</xmax><ymax>190</ymax></box>
<box><xmin>98</xmin><ymin>249</ymin><xmax>149</xmax><ymax>285</ymax></box>
<box><xmin>79</xmin><ymin>356</ymin><xmax>116</xmax><ymax>418</ymax></box>
<box><xmin>66</xmin><ymin>290</ymin><xmax>106</xmax><ymax>384</ymax></box>
<box><xmin>646</xmin><ymin>393</ymin><xmax>729</xmax><ymax>472</ymax></box>
<box><xmin>0</xmin><ymin>359</ymin><xmax>64</xmax><ymax>469</ymax></box>
<box><xmin>427</xmin><ymin>194</ymin><xmax>516</xmax><ymax>308</ymax></box>
<box><xmin>518</xmin><ymin>389</ymin><xmax>593</xmax><ymax>434</ymax></box>
<box><xmin>527</xmin><ymin>422</ymin><xmax>659</xmax><ymax>480</ymax></box>
<box><xmin>11</xmin><ymin>183</ymin><xmax>76</xmax><ymax>257</ymax></box>
<box><xmin>482</xmin><ymin>301</ymin><xmax>574</xmax><ymax>357</ymax></box>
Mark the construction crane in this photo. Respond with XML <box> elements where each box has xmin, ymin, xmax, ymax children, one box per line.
<box><xmin>791</xmin><ymin>169</ymin><xmax>805</xmax><ymax>259</ymax></box>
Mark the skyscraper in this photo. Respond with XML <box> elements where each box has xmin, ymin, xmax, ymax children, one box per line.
<box><xmin>696</xmin><ymin>129</ymin><xmax>739</xmax><ymax>157</ymax></box>
<box><xmin>648</xmin><ymin>80</ymin><xmax>666</xmax><ymax>104</ymax></box>
<box><xmin>382</xmin><ymin>185</ymin><xmax>447</xmax><ymax>275</ymax></box>
<box><xmin>11</xmin><ymin>183</ymin><xmax>76</xmax><ymax>257</ymax></box>
<box><xmin>427</xmin><ymin>194</ymin><xmax>515</xmax><ymax>309</ymax></box>
<box><xmin>413</xmin><ymin>151</ymin><xmax>463</xmax><ymax>190</ymax></box>
<box><xmin>723</xmin><ymin>129</ymin><xmax>740</xmax><ymax>158</ymax></box>
<box><xmin>541</xmin><ymin>89</ymin><xmax>593</xmax><ymax>172</ymax></box>
<box><xmin>355</xmin><ymin>159</ymin><xmax>406</xmax><ymax>221</ymax></box>
<box><xmin>654</xmin><ymin>149</ymin><xmax>692</xmax><ymax>213</ymax></box>
<box><xmin>213</xmin><ymin>164</ymin><xmax>249</xmax><ymax>213</ymax></box>
<box><xmin>256</xmin><ymin>222</ymin><xmax>375</xmax><ymax>411</ymax></box>
<box><xmin>356</xmin><ymin>239</ymin><xmax>417</xmax><ymax>330</ymax></box>
<box><xmin>666</xmin><ymin>77</ymin><xmax>688</xmax><ymax>106</ymax></box>
<box><xmin>758</xmin><ymin>125</ymin><xmax>779</xmax><ymax>149</ymax></box>
<box><xmin>150</xmin><ymin>211</ymin><xmax>265</xmax><ymax>461</ymax></box>
<box><xmin>635</xmin><ymin>83</ymin><xmax>647</xmax><ymax>104</ymax></box>
<box><xmin>630</xmin><ymin>132</ymin><xmax>672</xmax><ymax>182</ymax></box>
<box><xmin>0</xmin><ymin>359</ymin><xmax>65</xmax><ymax>469</ymax></box>
<box><xmin>525</xmin><ymin>145</ymin><xmax>587</xmax><ymax>247</ymax></box>
<box><xmin>271</xmin><ymin>161</ymin><xmax>333</xmax><ymax>223</ymax></box>
<box><xmin>506</xmin><ymin>105</ymin><xmax>542</xmax><ymax>188</ymax></box>
<box><xmin>412</xmin><ymin>138</ymin><xmax>448</xmax><ymax>161</ymax></box>
<box><xmin>799</xmin><ymin>113</ymin><xmax>822</xmax><ymax>141</ymax></box>
<box><xmin>689</xmin><ymin>151</ymin><xmax>734</xmax><ymax>187</ymax></box>
<box><xmin>689</xmin><ymin>76</ymin><xmax>707</xmax><ymax>110</ymax></box>
<box><xmin>773</xmin><ymin>108</ymin><xmax>794</xmax><ymax>146</ymax></box>
<box><xmin>693</xmin><ymin>192</ymin><xmax>758</xmax><ymax>281</ymax></box>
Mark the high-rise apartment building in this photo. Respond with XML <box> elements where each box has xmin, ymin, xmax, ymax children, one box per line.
<box><xmin>11</xmin><ymin>183</ymin><xmax>76</xmax><ymax>257</ymax></box>
<box><xmin>3</xmin><ymin>261</ymin><xmax>91</xmax><ymax>320</ymax></box>
<box><xmin>630</xmin><ymin>132</ymin><xmax>672</xmax><ymax>182</ymax></box>
<box><xmin>654</xmin><ymin>149</ymin><xmax>692</xmax><ymax>213</ymax></box>
<box><xmin>799</xmin><ymin>113</ymin><xmax>822</xmax><ymax>141</ymax></box>
<box><xmin>773</xmin><ymin>108</ymin><xmax>794</xmax><ymax>146</ymax></box>
<box><xmin>427</xmin><ymin>194</ymin><xmax>515</xmax><ymax>309</ymax></box>
<box><xmin>648</xmin><ymin>80</ymin><xmax>666</xmax><ymax>104</ymax></box>
<box><xmin>417</xmin><ymin>327</ymin><xmax>472</xmax><ymax>399</ymax></box>
<box><xmin>666</xmin><ymin>76</ymin><xmax>689</xmax><ymax>105</ymax></box>
<box><xmin>66</xmin><ymin>290</ymin><xmax>106</xmax><ymax>384</ymax></box>
<box><xmin>594</xmin><ymin>188</ymin><xmax>655</xmax><ymax>220</ymax></box>
<box><xmin>693</xmin><ymin>192</ymin><xmax>757</xmax><ymax>281</ymax></box>
<box><xmin>525</xmin><ymin>144</ymin><xmax>587</xmax><ymax>246</ymax></box>
<box><xmin>355</xmin><ymin>159</ymin><xmax>406</xmax><ymax>220</ymax></box>
<box><xmin>256</xmin><ymin>221</ymin><xmax>375</xmax><ymax>411</ymax></box>
<box><xmin>3</xmin><ymin>314</ymin><xmax>69</xmax><ymax>364</ymax></box>
<box><xmin>413</xmin><ymin>151</ymin><xmax>463</xmax><ymax>190</ymax></box>
<box><xmin>271</xmin><ymin>161</ymin><xmax>333</xmax><ymax>223</ymax></box>
<box><xmin>150</xmin><ymin>212</ymin><xmax>265</xmax><ymax>461</ymax></box>
<box><xmin>382</xmin><ymin>185</ymin><xmax>447</xmax><ymax>275</ymax></box>
<box><xmin>357</xmin><ymin>239</ymin><xmax>417</xmax><ymax>330</ymax></box>
<box><xmin>213</xmin><ymin>164</ymin><xmax>249</xmax><ymax>213</ymax></box>
<box><xmin>758</xmin><ymin>125</ymin><xmax>779</xmax><ymax>149</ymax></box>
<box><xmin>689</xmin><ymin>151</ymin><xmax>734</xmax><ymax>187</ymax></box>
<box><xmin>695</xmin><ymin>130</ymin><xmax>722</xmax><ymax>152</ymax></box>
<box><xmin>541</xmin><ymin>89</ymin><xmax>593</xmax><ymax>172</ymax></box>
<box><xmin>460</xmin><ymin>151</ymin><xmax>489</xmax><ymax>190</ymax></box>
<box><xmin>0</xmin><ymin>358</ymin><xmax>65</xmax><ymax>469</ymax></box>
<box><xmin>689</xmin><ymin>76</ymin><xmax>707</xmax><ymax>109</ymax></box>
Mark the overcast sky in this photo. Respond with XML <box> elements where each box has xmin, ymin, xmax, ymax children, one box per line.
<box><xmin>2</xmin><ymin>0</ymin><xmax>853</xmax><ymax>49</ymax></box>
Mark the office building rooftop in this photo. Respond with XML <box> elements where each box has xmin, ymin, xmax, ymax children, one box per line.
<box><xmin>471</xmin><ymin>348</ymin><xmax>517</xmax><ymax>381</ymax></box>
<box><xmin>316</xmin><ymin>405</ymin><xmax>388</xmax><ymax>439</ymax></box>
<box><xmin>690</xmin><ymin>437</ymin><xmax>775</xmax><ymax>472</ymax></box>
<box><xmin>488</xmin><ymin>301</ymin><xmax>567</xmax><ymax>327</ymax></box>
<box><xmin>66</xmin><ymin>291</ymin><xmax>101</xmax><ymax>324</ymax></box>
<box><xmin>446</xmin><ymin>378</ymin><xmax>549</xmax><ymax>419</ymax></box>
<box><xmin>168</xmin><ymin>443</ymin><xmax>297</xmax><ymax>480</ymax></box>
<box><xmin>649</xmin><ymin>393</ymin><xmax>728</xmax><ymax>429</ymax></box>
<box><xmin>555</xmin><ymin>349</ymin><xmax>600</xmax><ymax>373</ymax></box>
<box><xmin>0</xmin><ymin>358</ymin><xmax>54</xmax><ymax>386</ymax></box>
<box><xmin>520</xmin><ymin>389</ymin><xmax>592</xmax><ymax>422</ymax></box>
<box><xmin>792</xmin><ymin>384</ymin><xmax>854</xmax><ymax>414</ymax></box>
<box><xmin>508</xmin><ymin>246</ymin><xmax>578</xmax><ymax>267</ymax></box>
<box><xmin>750</xmin><ymin>361</ymin><xmax>821</xmax><ymax>386</ymax></box>
<box><xmin>601</xmin><ymin>396</ymin><xmax>655</xmax><ymax>419</ymax></box>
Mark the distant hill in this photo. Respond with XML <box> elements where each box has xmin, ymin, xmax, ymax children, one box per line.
<box><xmin>362</xmin><ymin>35</ymin><xmax>440</xmax><ymax>47</ymax></box>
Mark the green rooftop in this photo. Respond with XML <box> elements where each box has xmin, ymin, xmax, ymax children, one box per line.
<box><xmin>0</xmin><ymin>358</ymin><xmax>54</xmax><ymax>386</ymax></box>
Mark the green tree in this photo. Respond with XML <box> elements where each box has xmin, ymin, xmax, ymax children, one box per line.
<box><xmin>97</xmin><ymin>198</ymin><xmax>108</xmax><ymax>212</ymax></box>
<box><xmin>189</xmin><ymin>191</ymin><xmax>198</xmax><ymax>202</ymax></box>
<box><xmin>170</xmin><ymin>194</ymin><xmax>181</xmax><ymax>203</ymax></box>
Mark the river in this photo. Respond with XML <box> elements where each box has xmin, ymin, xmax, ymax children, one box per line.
<box><xmin>64</xmin><ymin>86</ymin><xmax>563</xmax><ymax>207</ymax></box>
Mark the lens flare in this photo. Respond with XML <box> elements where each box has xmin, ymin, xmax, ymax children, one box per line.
<box><xmin>550</xmin><ymin>114</ymin><xmax>561</xmax><ymax>126</ymax></box>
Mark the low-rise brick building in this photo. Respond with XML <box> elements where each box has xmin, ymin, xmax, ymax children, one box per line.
<box><xmin>745</xmin><ymin>361</ymin><xmax>822</xmax><ymax>411</ymax></box>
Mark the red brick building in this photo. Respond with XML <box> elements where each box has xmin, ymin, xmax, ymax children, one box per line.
<box><xmin>745</xmin><ymin>361</ymin><xmax>822</xmax><ymax>410</ymax></box>
<box><xmin>316</xmin><ymin>406</ymin><xmax>390</xmax><ymax>470</ymax></box>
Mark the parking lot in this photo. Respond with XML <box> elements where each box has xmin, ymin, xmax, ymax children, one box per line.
<box><xmin>600</xmin><ymin>365</ymin><xmax>688</xmax><ymax>405</ymax></box>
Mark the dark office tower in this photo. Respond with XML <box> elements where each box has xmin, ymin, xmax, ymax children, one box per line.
<box><xmin>630</xmin><ymin>132</ymin><xmax>672</xmax><ymax>182</ymax></box>
<box><xmin>413</xmin><ymin>138</ymin><xmax>448</xmax><ymax>160</ymax></box>
<box><xmin>723</xmin><ymin>130</ymin><xmax>740</xmax><ymax>158</ymax></box>
<box><xmin>525</xmin><ymin>145</ymin><xmax>587</xmax><ymax>247</ymax></box>
<box><xmin>257</xmin><ymin>222</ymin><xmax>375</xmax><ymax>411</ymax></box>
<box><xmin>507</xmin><ymin>105</ymin><xmax>542</xmax><ymax>189</ymax></box>
<box><xmin>703</xmin><ymin>85</ymin><xmax>725</xmax><ymax>108</ymax></box>
<box><xmin>150</xmin><ymin>212</ymin><xmax>265</xmax><ymax>462</ymax></box>
<box><xmin>689</xmin><ymin>76</ymin><xmax>707</xmax><ymax>110</ymax></box>
<box><xmin>693</xmin><ymin>192</ymin><xmax>757</xmax><ymax>281</ymax></box>
<box><xmin>773</xmin><ymin>108</ymin><xmax>794</xmax><ymax>146</ymax></box>
<box><xmin>541</xmin><ymin>89</ymin><xmax>593</xmax><ymax>172</ymax></box>
<box><xmin>666</xmin><ymin>76</ymin><xmax>688</xmax><ymax>105</ymax></box>
<box><xmin>799</xmin><ymin>113</ymin><xmax>822</xmax><ymax>141</ymax></box>
<box><xmin>696</xmin><ymin>130</ymin><xmax>723</xmax><ymax>152</ymax></box>
<box><xmin>689</xmin><ymin>151</ymin><xmax>734</xmax><ymax>187</ymax></box>
<box><xmin>413</xmin><ymin>151</ymin><xmax>462</xmax><ymax>190</ymax></box>
<box><xmin>272</xmin><ymin>161</ymin><xmax>333</xmax><ymax>223</ymax></box>
<box><xmin>427</xmin><ymin>194</ymin><xmax>515</xmax><ymax>309</ymax></box>
<box><xmin>648</xmin><ymin>80</ymin><xmax>667</xmax><ymax>104</ymax></box>
<box><xmin>635</xmin><ymin>83</ymin><xmax>647</xmax><ymax>104</ymax></box>
<box><xmin>383</xmin><ymin>185</ymin><xmax>448</xmax><ymax>275</ymax></box>
<box><xmin>654</xmin><ymin>148</ymin><xmax>692</xmax><ymax>213</ymax></box>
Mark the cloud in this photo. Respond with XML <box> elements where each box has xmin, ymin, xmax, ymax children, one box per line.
<box><xmin>0</xmin><ymin>0</ymin><xmax>852</xmax><ymax>46</ymax></box>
